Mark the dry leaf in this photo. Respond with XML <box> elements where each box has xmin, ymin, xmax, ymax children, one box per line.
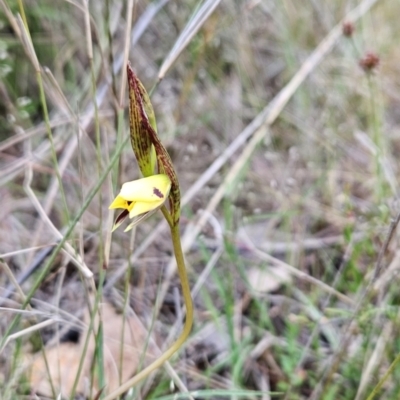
<box><xmin>248</xmin><ymin>266</ymin><xmax>292</xmax><ymax>293</ymax></box>
<box><xmin>28</xmin><ymin>301</ymin><xmax>155</xmax><ymax>398</ymax></box>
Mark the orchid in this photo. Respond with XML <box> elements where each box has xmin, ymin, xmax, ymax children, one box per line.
<box><xmin>126</xmin><ymin>63</ymin><xmax>181</xmax><ymax>225</ymax></box>
<box><xmin>109</xmin><ymin>174</ymin><xmax>171</xmax><ymax>232</ymax></box>
<box><xmin>105</xmin><ymin>64</ymin><xmax>193</xmax><ymax>400</ymax></box>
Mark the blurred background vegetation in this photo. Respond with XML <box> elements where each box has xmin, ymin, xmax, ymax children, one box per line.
<box><xmin>1</xmin><ymin>0</ymin><xmax>400</xmax><ymax>399</ymax></box>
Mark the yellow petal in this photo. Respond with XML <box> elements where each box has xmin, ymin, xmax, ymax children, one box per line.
<box><xmin>120</xmin><ymin>174</ymin><xmax>171</xmax><ymax>202</ymax></box>
<box><xmin>128</xmin><ymin>201</ymin><xmax>160</xmax><ymax>219</ymax></box>
<box><xmin>109</xmin><ymin>195</ymin><xmax>130</xmax><ymax>210</ymax></box>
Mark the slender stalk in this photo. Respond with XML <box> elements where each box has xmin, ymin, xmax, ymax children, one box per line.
<box><xmin>102</xmin><ymin>223</ymin><xmax>193</xmax><ymax>400</ymax></box>
<box><xmin>367</xmin><ymin>352</ymin><xmax>400</xmax><ymax>400</ymax></box>
<box><xmin>161</xmin><ymin>204</ymin><xmax>173</xmax><ymax>227</ymax></box>
<box><xmin>17</xmin><ymin>0</ymin><xmax>71</xmax><ymax>223</ymax></box>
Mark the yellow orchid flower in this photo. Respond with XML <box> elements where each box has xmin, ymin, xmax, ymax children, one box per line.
<box><xmin>109</xmin><ymin>174</ymin><xmax>171</xmax><ymax>232</ymax></box>
<box><xmin>104</xmin><ymin>65</ymin><xmax>193</xmax><ymax>400</ymax></box>
<box><xmin>127</xmin><ymin>64</ymin><xmax>181</xmax><ymax>225</ymax></box>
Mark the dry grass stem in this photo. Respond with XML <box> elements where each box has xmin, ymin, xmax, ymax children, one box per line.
<box><xmin>157</xmin><ymin>0</ymin><xmax>221</xmax><ymax>80</ymax></box>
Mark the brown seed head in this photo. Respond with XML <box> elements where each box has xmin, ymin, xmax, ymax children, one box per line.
<box><xmin>359</xmin><ymin>52</ymin><xmax>380</xmax><ymax>72</ymax></box>
<box><xmin>342</xmin><ymin>21</ymin><xmax>355</xmax><ymax>37</ymax></box>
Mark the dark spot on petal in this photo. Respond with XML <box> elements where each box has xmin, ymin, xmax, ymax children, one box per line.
<box><xmin>127</xmin><ymin>201</ymin><xmax>132</xmax><ymax>206</ymax></box>
<box><xmin>153</xmin><ymin>187</ymin><xmax>163</xmax><ymax>198</ymax></box>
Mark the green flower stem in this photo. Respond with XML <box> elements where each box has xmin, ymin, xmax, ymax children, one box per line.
<box><xmin>366</xmin><ymin>352</ymin><xmax>400</xmax><ymax>400</ymax></box>
<box><xmin>161</xmin><ymin>204</ymin><xmax>173</xmax><ymax>227</ymax></box>
<box><xmin>102</xmin><ymin>222</ymin><xmax>193</xmax><ymax>400</ymax></box>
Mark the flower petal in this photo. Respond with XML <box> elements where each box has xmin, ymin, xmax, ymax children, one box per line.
<box><xmin>124</xmin><ymin>215</ymin><xmax>146</xmax><ymax>232</ymax></box>
<box><xmin>109</xmin><ymin>195</ymin><xmax>129</xmax><ymax>210</ymax></box>
<box><xmin>111</xmin><ymin>209</ymin><xmax>130</xmax><ymax>232</ymax></box>
<box><xmin>128</xmin><ymin>201</ymin><xmax>160</xmax><ymax>219</ymax></box>
<box><xmin>127</xmin><ymin>64</ymin><xmax>157</xmax><ymax>177</ymax></box>
<box><xmin>120</xmin><ymin>174</ymin><xmax>171</xmax><ymax>202</ymax></box>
